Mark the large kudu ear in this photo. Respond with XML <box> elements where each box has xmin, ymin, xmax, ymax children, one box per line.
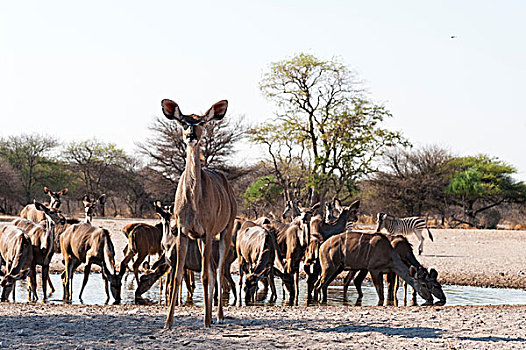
<box><xmin>82</xmin><ymin>195</ymin><xmax>91</xmax><ymax>206</ymax></box>
<box><xmin>44</xmin><ymin>187</ymin><xmax>50</xmax><ymax>194</ymax></box>
<box><xmin>203</xmin><ymin>100</ymin><xmax>228</xmax><ymax>122</ymax></box>
<box><xmin>429</xmin><ymin>268</ymin><xmax>438</xmax><ymax>279</ymax></box>
<box><xmin>348</xmin><ymin>199</ymin><xmax>360</xmax><ymax>211</ymax></box>
<box><xmin>334</xmin><ymin>199</ymin><xmax>343</xmax><ymax>212</ymax></box>
<box><xmin>98</xmin><ymin>194</ymin><xmax>106</xmax><ymax>205</ymax></box>
<box><xmin>161</xmin><ymin>99</ymin><xmax>183</xmax><ymax>122</ymax></box>
<box><xmin>59</xmin><ymin>188</ymin><xmax>68</xmax><ymax>196</ymax></box>
<box><xmin>33</xmin><ymin>200</ymin><xmax>49</xmax><ymax>213</ymax></box>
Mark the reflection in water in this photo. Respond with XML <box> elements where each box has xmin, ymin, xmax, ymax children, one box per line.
<box><xmin>10</xmin><ymin>273</ymin><xmax>526</xmax><ymax>307</ymax></box>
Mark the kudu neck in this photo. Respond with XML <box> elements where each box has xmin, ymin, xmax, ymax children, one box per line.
<box><xmin>391</xmin><ymin>250</ymin><xmax>417</xmax><ymax>289</ymax></box>
<box><xmin>183</xmin><ymin>142</ymin><xmax>203</xmax><ymax>196</ymax></box>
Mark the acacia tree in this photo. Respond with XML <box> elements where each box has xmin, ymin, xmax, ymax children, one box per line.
<box><xmin>361</xmin><ymin>146</ymin><xmax>452</xmax><ymax>219</ymax></box>
<box><xmin>63</xmin><ymin>139</ymin><xmax>129</xmax><ymax>216</ymax></box>
<box><xmin>446</xmin><ymin>155</ymin><xmax>526</xmax><ymax>227</ymax></box>
<box><xmin>0</xmin><ymin>134</ymin><xmax>59</xmax><ymax>204</ymax></box>
<box><xmin>252</xmin><ymin>53</ymin><xmax>407</xmax><ymax>205</ymax></box>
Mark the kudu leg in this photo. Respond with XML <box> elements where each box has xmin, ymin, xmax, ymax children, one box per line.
<box><xmin>342</xmin><ymin>270</ymin><xmax>357</xmax><ymax>302</ymax></box>
<box><xmin>200</xmin><ymin>235</ymin><xmax>215</xmax><ymax>327</ymax></box>
<box><xmin>47</xmin><ymin>274</ymin><xmax>55</xmax><ymax>296</ymax></box>
<box><xmin>28</xmin><ymin>265</ymin><xmax>38</xmax><ymax>302</ymax></box>
<box><xmin>41</xmin><ymin>264</ymin><xmax>51</xmax><ymax>301</ymax></box>
<box><xmin>293</xmin><ymin>272</ymin><xmax>299</xmax><ymax>306</ymax></box>
<box><xmin>224</xmin><ymin>269</ymin><xmax>236</xmax><ymax>306</ymax></box>
<box><xmin>238</xmin><ymin>261</ymin><xmax>244</xmax><ymax>307</ymax></box>
<box><xmin>133</xmin><ymin>253</ymin><xmax>147</xmax><ymax>285</ymax></box>
<box><xmin>79</xmin><ymin>262</ymin><xmax>92</xmax><ymax>302</ymax></box>
<box><xmin>370</xmin><ymin>271</ymin><xmax>385</xmax><ymax>306</ymax></box>
<box><xmin>353</xmin><ymin>270</ymin><xmax>368</xmax><ymax>306</ymax></box>
<box><xmin>216</xmin><ymin>228</ymin><xmax>232</xmax><ymax>323</ymax></box>
<box><xmin>269</xmin><ymin>270</ymin><xmax>277</xmax><ymax>302</ymax></box>
<box><xmin>386</xmin><ymin>272</ymin><xmax>396</xmax><ymax>306</ymax></box>
<box><xmin>165</xmin><ymin>234</ymin><xmax>188</xmax><ymax>329</ymax></box>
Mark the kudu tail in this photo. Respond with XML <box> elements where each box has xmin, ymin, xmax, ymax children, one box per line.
<box><xmin>102</xmin><ymin>231</ymin><xmax>117</xmax><ymax>276</ymax></box>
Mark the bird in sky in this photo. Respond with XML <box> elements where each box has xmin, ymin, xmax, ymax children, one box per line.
<box><xmin>450</xmin><ymin>35</ymin><xmax>457</xmax><ymax>39</ymax></box>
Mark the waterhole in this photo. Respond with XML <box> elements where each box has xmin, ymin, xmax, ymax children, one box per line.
<box><xmin>9</xmin><ymin>273</ymin><xmax>526</xmax><ymax>307</ymax></box>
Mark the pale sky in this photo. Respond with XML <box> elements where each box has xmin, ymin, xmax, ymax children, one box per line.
<box><xmin>1</xmin><ymin>1</ymin><xmax>525</xmax><ymax>179</ymax></box>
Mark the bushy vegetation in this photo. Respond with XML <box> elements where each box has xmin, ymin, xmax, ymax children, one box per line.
<box><xmin>2</xmin><ymin>53</ymin><xmax>525</xmax><ymax>228</ymax></box>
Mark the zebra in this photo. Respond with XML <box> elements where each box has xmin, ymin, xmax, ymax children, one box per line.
<box><xmin>375</xmin><ymin>213</ymin><xmax>434</xmax><ymax>255</ymax></box>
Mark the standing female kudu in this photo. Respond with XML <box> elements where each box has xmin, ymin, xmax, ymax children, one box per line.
<box><xmin>161</xmin><ymin>99</ymin><xmax>237</xmax><ymax>328</ymax></box>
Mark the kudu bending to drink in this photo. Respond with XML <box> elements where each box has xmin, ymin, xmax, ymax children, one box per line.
<box><xmin>60</xmin><ymin>221</ymin><xmax>121</xmax><ymax>303</ymax></box>
<box><xmin>236</xmin><ymin>223</ymin><xmax>291</xmax><ymax>306</ymax></box>
<box><xmin>342</xmin><ymin>235</ymin><xmax>446</xmax><ymax>306</ymax></box>
<box><xmin>120</xmin><ymin>202</ymin><xmax>164</xmax><ymax>283</ymax></box>
<box><xmin>0</xmin><ymin>225</ymin><xmax>33</xmax><ymax>301</ymax></box>
<box><xmin>161</xmin><ymin>99</ymin><xmax>237</xmax><ymax>328</ymax></box>
<box><xmin>12</xmin><ymin>201</ymin><xmax>66</xmax><ymax>301</ymax></box>
<box><xmin>20</xmin><ymin>187</ymin><xmax>68</xmax><ymax>222</ymax></box>
<box><xmin>314</xmin><ymin>231</ymin><xmax>432</xmax><ymax>304</ymax></box>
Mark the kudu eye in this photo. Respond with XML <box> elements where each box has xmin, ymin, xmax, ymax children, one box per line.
<box><xmin>183</xmin><ymin>123</ymin><xmax>191</xmax><ymax>130</ymax></box>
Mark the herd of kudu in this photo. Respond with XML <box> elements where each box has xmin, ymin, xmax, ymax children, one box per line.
<box><xmin>0</xmin><ymin>99</ymin><xmax>446</xmax><ymax>328</ymax></box>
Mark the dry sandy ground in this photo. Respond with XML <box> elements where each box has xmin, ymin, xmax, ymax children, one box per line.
<box><xmin>1</xmin><ymin>216</ymin><xmax>526</xmax><ymax>349</ymax></box>
<box><xmin>0</xmin><ymin>303</ymin><xmax>525</xmax><ymax>349</ymax></box>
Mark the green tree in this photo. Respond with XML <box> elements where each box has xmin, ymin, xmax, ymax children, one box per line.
<box><xmin>242</xmin><ymin>175</ymin><xmax>283</xmax><ymax>218</ymax></box>
<box><xmin>446</xmin><ymin>155</ymin><xmax>526</xmax><ymax>227</ymax></box>
<box><xmin>252</xmin><ymin>53</ymin><xmax>407</xmax><ymax>205</ymax></box>
<box><xmin>0</xmin><ymin>134</ymin><xmax>59</xmax><ymax>204</ymax></box>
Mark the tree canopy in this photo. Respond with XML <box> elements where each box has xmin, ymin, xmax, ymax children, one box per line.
<box><xmin>252</xmin><ymin>53</ymin><xmax>407</xmax><ymax>205</ymax></box>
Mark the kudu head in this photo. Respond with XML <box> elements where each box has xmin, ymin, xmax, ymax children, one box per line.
<box><xmin>244</xmin><ymin>267</ymin><xmax>270</xmax><ymax>305</ymax></box>
<box><xmin>409</xmin><ymin>266</ymin><xmax>432</xmax><ymax>302</ymax></box>
<box><xmin>34</xmin><ymin>201</ymin><xmax>66</xmax><ymax>226</ymax></box>
<box><xmin>44</xmin><ymin>186</ymin><xmax>68</xmax><ymax>209</ymax></box>
<box><xmin>426</xmin><ymin>268</ymin><xmax>446</xmax><ymax>305</ymax></box>
<box><xmin>282</xmin><ymin>200</ymin><xmax>301</xmax><ymax>221</ymax></box>
<box><xmin>325</xmin><ymin>198</ymin><xmax>343</xmax><ymax>223</ymax></box>
<box><xmin>162</xmin><ymin>99</ymin><xmax>228</xmax><ymax>148</ymax></box>
<box><xmin>82</xmin><ymin>194</ymin><xmax>106</xmax><ymax>224</ymax></box>
<box><xmin>34</xmin><ymin>201</ymin><xmax>66</xmax><ymax>252</ymax></box>
<box><xmin>341</xmin><ymin>200</ymin><xmax>361</xmax><ymax>227</ymax></box>
<box><xmin>154</xmin><ymin>201</ymin><xmax>173</xmax><ymax>237</ymax></box>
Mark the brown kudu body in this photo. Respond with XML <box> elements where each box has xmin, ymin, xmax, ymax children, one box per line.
<box><xmin>0</xmin><ymin>224</ymin><xmax>34</xmax><ymax>301</ymax></box>
<box><xmin>342</xmin><ymin>235</ymin><xmax>446</xmax><ymax>306</ymax></box>
<box><xmin>314</xmin><ymin>231</ymin><xmax>432</xmax><ymax>304</ymax></box>
<box><xmin>11</xmin><ymin>202</ymin><xmax>65</xmax><ymax>301</ymax></box>
<box><xmin>236</xmin><ymin>224</ymin><xmax>290</xmax><ymax>306</ymax></box>
<box><xmin>60</xmin><ymin>222</ymin><xmax>122</xmax><ymax>303</ymax></box>
<box><xmin>161</xmin><ymin>99</ymin><xmax>237</xmax><ymax>328</ymax></box>
<box><xmin>20</xmin><ymin>187</ymin><xmax>68</xmax><ymax>222</ymax></box>
<box><xmin>120</xmin><ymin>221</ymin><xmax>163</xmax><ymax>283</ymax></box>
<box><xmin>261</xmin><ymin>214</ymin><xmax>311</xmax><ymax>305</ymax></box>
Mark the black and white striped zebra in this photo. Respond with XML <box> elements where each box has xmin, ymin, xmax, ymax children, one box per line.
<box><xmin>375</xmin><ymin>213</ymin><xmax>434</xmax><ymax>255</ymax></box>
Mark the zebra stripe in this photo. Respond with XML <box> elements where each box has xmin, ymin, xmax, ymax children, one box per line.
<box><xmin>380</xmin><ymin>216</ymin><xmax>427</xmax><ymax>235</ymax></box>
